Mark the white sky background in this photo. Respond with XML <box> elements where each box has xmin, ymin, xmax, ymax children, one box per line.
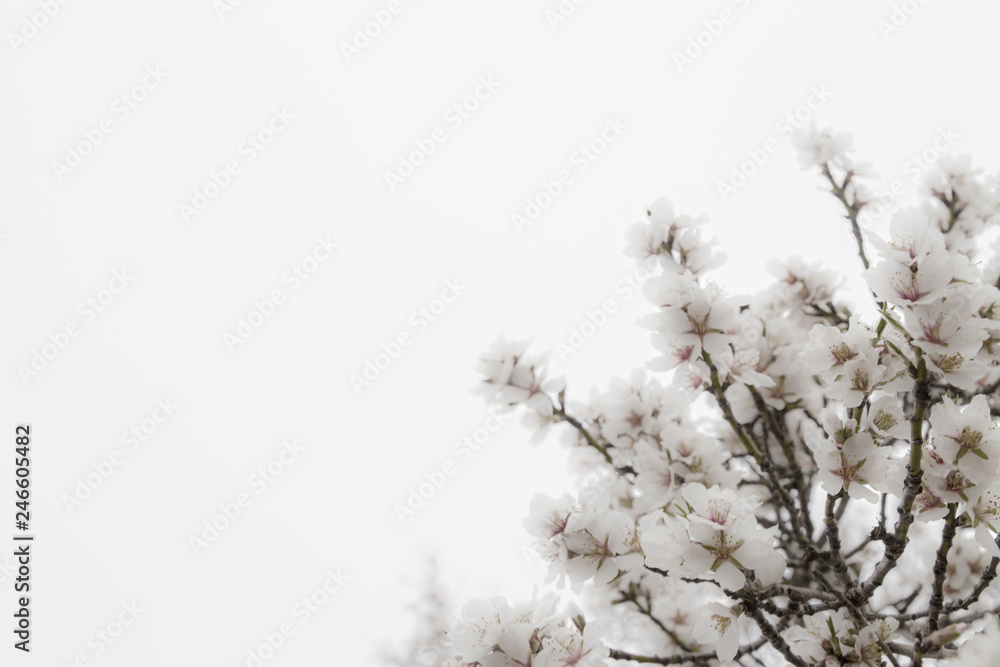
<box><xmin>3</xmin><ymin>1</ymin><xmax>1000</xmax><ymax>664</ymax></box>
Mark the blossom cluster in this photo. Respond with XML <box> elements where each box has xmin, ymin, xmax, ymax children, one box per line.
<box><xmin>444</xmin><ymin>128</ymin><xmax>1000</xmax><ymax>666</ymax></box>
<box><xmin>442</xmin><ymin>595</ymin><xmax>609</xmax><ymax>667</ymax></box>
<box><xmin>642</xmin><ymin>483</ymin><xmax>785</xmax><ymax>591</ymax></box>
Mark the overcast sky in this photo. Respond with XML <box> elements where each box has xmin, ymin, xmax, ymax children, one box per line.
<box><xmin>3</xmin><ymin>1</ymin><xmax>1000</xmax><ymax>665</ymax></box>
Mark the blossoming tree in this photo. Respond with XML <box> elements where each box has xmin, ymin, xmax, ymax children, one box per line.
<box><xmin>443</xmin><ymin>129</ymin><xmax>1000</xmax><ymax>666</ymax></box>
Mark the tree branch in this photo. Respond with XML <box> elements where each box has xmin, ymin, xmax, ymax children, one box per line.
<box><xmin>927</xmin><ymin>504</ymin><xmax>958</xmax><ymax>632</ymax></box>
<box><xmin>861</xmin><ymin>356</ymin><xmax>929</xmax><ymax>597</ymax></box>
